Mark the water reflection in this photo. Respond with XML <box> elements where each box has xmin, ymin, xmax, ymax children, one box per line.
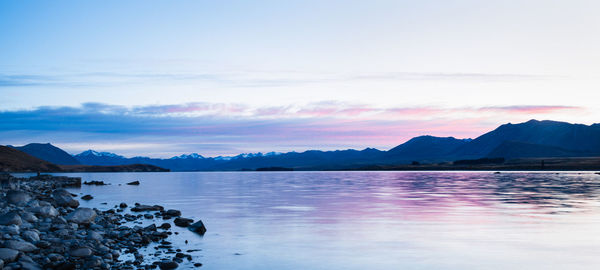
<box><xmin>36</xmin><ymin>171</ymin><xmax>600</xmax><ymax>270</ymax></box>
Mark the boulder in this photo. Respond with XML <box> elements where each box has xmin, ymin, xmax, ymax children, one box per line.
<box><xmin>3</xmin><ymin>240</ymin><xmax>38</xmax><ymax>252</ymax></box>
<box><xmin>0</xmin><ymin>211</ymin><xmax>22</xmax><ymax>226</ymax></box>
<box><xmin>188</xmin><ymin>220</ymin><xmax>207</xmax><ymax>235</ymax></box>
<box><xmin>20</xmin><ymin>212</ymin><xmax>38</xmax><ymax>223</ymax></box>
<box><xmin>0</xmin><ymin>248</ymin><xmax>18</xmax><ymax>262</ymax></box>
<box><xmin>4</xmin><ymin>224</ymin><xmax>20</xmax><ymax>235</ymax></box>
<box><xmin>32</xmin><ymin>205</ymin><xmax>58</xmax><ymax>218</ymax></box>
<box><xmin>66</xmin><ymin>208</ymin><xmax>97</xmax><ymax>224</ymax></box>
<box><xmin>173</xmin><ymin>217</ymin><xmax>193</xmax><ymax>227</ymax></box>
<box><xmin>131</xmin><ymin>205</ymin><xmax>164</xmax><ymax>212</ymax></box>
<box><xmin>81</xmin><ymin>195</ymin><xmax>93</xmax><ymax>200</ymax></box>
<box><xmin>83</xmin><ymin>181</ymin><xmax>106</xmax><ymax>185</ymax></box>
<box><xmin>70</xmin><ymin>247</ymin><xmax>92</xmax><ymax>257</ymax></box>
<box><xmin>126</xmin><ymin>181</ymin><xmax>140</xmax><ymax>185</ymax></box>
<box><xmin>6</xmin><ymin>190</ymin><xmax>31</xmax><ymax>206</ymax></box>
<box><xmin>22</xmin><ymin>230</ymin><xmax>40</xmax><ymax>243</ymax></box>
<box><xmin>19</xmin><ymin>261</ymin><xmax>42</xmax><ymax>270</ymax></box>
<box><xmin>86</xmin><ymin>231</ymin><xmax>103</xmax><ymax>242</ymax></box>
<box><xmin>165</xmin><ymin>209</ymin><xmax>181</xmax><ymax>217</ymax></box>
<box><xmin>52</xmin><ymin>189</ymin><xmax>79</xmax><ymax>208</ymax></box>
<box><xmin>157</xmin><ymin>261</ymin><xmax>179</xmax><ymax>269</ymax></box>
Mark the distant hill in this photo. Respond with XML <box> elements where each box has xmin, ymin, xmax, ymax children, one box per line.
<box><xmin>10</xmin><ymin>143</ymin><xmax>80</xmax><ymax>165</ymax></box>
<box><xmin>486</xmin><ymin>141</ymin><xmax>584</xmax><ymax>159</ymax></box>
<box><xmin>10</xmin><ymin>119</ymin><xmax>600</xmax><ymax>171</ymax></box>
<box><xmin>385</xmin><ymin>136</ymin><xmax>471</xmax><ymax>162</ymax></box>
<box><xmin>0</xmin><ymin>145</ymin><xmax>63</xmax><ymax>172</ymax></box>
<box><xmin>0</xmin><ymin>146</ymin><xmax>169</xmax><ymax>172</ymax></box>
<box><xmin>61</xmin><ymin>164</ymin><xmax>169</xmax><ymax>172</ymax></box>
<box><xmin>453</xmin><ymin>120</ymin><xmax>600</xmax><ymax>159</ymax></box>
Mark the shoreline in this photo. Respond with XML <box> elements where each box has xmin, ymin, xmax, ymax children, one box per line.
<box><xmin>0</xmin><ymin>173</ymin><xmax>205</xmax><ymax>269</ymax></box>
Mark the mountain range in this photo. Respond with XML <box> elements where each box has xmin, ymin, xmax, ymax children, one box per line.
<box><xmin>5</xmin><ymin>119</ymin><xmax>600</xmax><ymax>171</ymax></box>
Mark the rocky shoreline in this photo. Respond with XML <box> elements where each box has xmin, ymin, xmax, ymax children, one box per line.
<box><xmin>0</xmin><ymin>173</ymin><xmax>205</xmax><ymax>269</ymax></box>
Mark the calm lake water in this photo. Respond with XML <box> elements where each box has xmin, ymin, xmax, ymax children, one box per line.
<box><xmin>40</xmin><ymin>171</ymin><xmax>600</xmax><ymax>269</ymax></box>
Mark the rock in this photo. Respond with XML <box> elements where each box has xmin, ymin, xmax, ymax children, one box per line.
<box><xmin>144</xmin><ymin>224</ymin><xmax>157</xmax><ymax>231</ymax></box>
<box><xmin>188</xmin><ymin>220</ymin><xmax>207</xmax><ymax>235</ymax></box>
<box><xmin>131</xmin><ymin>205</ymin><xmax>164</xmax><ymax>212</ymax></box>
<box><xmin>119</xmin><ymin>203</ymin><xmax>128</xmax><ymax>208</ymax></box>
<box><xmin>87</xmin><ymin>231</ymin><xmax>103</xmax><ymax>241</ymax></box>
<box><xmin>70</xmin><ymin>247</ymin><xmax>92</xmax><ymax>257</ymax></box>
<box><xmin>157</xmin><ymin>261</ymin><xmax>179</xmax><ymax>269</ymax></box>
<box><xmin>19</xmin><ymin>261</ymin><xmax>42</xmax><ymax>270</ymax></box>
<box><xmin>52</xmin><ymin>189</ymin><xmax>80</xmax><ymax>208</ymax></box>
<box><xmin>5</xmin><ymin>190</ymin><xmax>31</xmax><ymax>206</ymax></box>
<box><xmin>173</xmin><ymin>217</ymin><xmax>193</xmax><ymax>227</ymax></box>
<box><xmin>126</xmin><ymin>181</ymin><xmax>140</xmax><ymax>185</ymax></box>
<box><xmin>21</xmin><ymin>230</ymin><xmax>40</xmax><ymax>242</ymax></box>
<box><xmin>0</xmin><ymin>248</ymin><xmax>18</xmax><ymax>262</ymax></box>
<box><xmin>159</xmin><ymin>223</ymin><xmax>171</xmax><ymax>229</ymax></box>
<box><xmin>20</xmin><ymin>212</ymin><xmax>38</xmax><ymax>223</ymax></box>
<box><xmin>81</xmin><ymin>195</ymin><xmax>93</xmax><ymax>200</ymax></box>
<box><xmin>0</xmin><ymin>211</ymin><xmax>22</xmax><ymax>226</ymax></box>
<box><xmin>83</xmin><ymin>181</ymin><xmax>106</xmax><ymax>185</ymax></box>
<box><xmin>0</xmin><ymin>259</ymin><xmax>3</xmax><ymax>269</ymax></box>
<box><xmin>165</xmin><ymin>209</ymin><xmax>182</xmax><ymax>217</ymax></box>
<box><xmin>66</xmin><ymin>208</ymin><xmax>97</xmax><ymax>224</ymax></box>
<box><xmin>3</xmin><ymin>240</ymin><xmax>38</xmax><ymax>252</ymax></box>
<box><xmin>84</xmin><ymin>255</ymin><xmax>103</xmax><ymax>268</ymax></box>
<box><xmin>32</xmin><ymin>205</ymin><xmax>58</xmax><ymax>217</ymax></box>
<box><xmin>4</xmin><ymin>224</ymin><xmax>20</xmax><ymax>235</ymax></box>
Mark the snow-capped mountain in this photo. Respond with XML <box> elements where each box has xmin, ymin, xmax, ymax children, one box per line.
<box><xmin>76</xmin><ymin>150</ymin><xmax>124</xmax><ymax>158</ymax></box>
<box><xmin>170</xmin><ymin>153</ymin><xmax>205</xmax><ymax>159</ymax></box>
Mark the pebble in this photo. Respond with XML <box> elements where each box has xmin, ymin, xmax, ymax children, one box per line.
<box><xmin>0</xmin><ymin>174</ymin><xmax>206</xmax><ymax>269</ymax></box>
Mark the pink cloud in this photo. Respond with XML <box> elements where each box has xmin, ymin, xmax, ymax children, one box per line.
<box><xmin>478</xmin><ymin>105</ymin><xmax>583</xmax><ymax>114</ymax></box>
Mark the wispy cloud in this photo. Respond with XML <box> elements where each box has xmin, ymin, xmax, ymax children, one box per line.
<box><xmin>0</xmin><ymin>70</ymin><xmax>561</xmax><ymax>89</ymax></box>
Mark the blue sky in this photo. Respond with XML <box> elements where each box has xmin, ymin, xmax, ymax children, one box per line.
<box><xmin>1</xmin><ymin>0</ymin><xmax>599</xmax><ymax>157</ymax></box>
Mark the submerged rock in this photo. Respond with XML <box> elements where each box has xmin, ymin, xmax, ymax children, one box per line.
<box><xmin>173</xmin><ymin>217</ymin><xmax>193</xmax><ymax>227</ymax></box>
<box><xmin>83</xmin><ymin>180</ymin><xmax>107</xmax><ymax>185</ymax></box>
<box><xmin>131</xmin><ymin>204</ymin><xmax>164</xmax><ymax>212</ymax></box>
<box><xmin>126</xmin><ymin>180</ymin><xmax>140</xmax><ymax>185</ymax></box>
<box><xmin>157</xmin><ymin>260</ymin><xmax>179</xmax><ymax>269</ymax></box>
<box><xmin>81</xmin><ymin>194</ymin><xmax>94</xmax><ymax>200</ymax></box>
<box><xmin>188</xmin><ymin>220</ymin><xmax>207</xmax><ymax>235</ymax></box>
<box><xmin>165</xmin><ymin>209</ymin><xmax>182</xmax><ymax>217</ymax></box>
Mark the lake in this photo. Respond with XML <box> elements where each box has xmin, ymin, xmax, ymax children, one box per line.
<box><xmin>41</xmin><ymin>171</ymin><xmax>600</xmax><ymax>269</ymax></box>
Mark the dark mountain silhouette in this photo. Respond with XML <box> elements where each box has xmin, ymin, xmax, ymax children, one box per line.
<box><xmin>10</xmin><ymin>143</ymin><xmax>80</xmax><ymax>165</ymax></box>
<box><xmin>0</xmin><ymin>145</ymin><xmax>63</xmax><ymax>172</ymax></box>
<box><xmin>211</xmin><ymin>148</ymin><xmax>385</xmax><ymax>171</ymax></box>
<box><xmin>385</xmin><ymin>136</ymin><xmax>471</xmax><ymax>162</ymax></box>
<box><xmin>9</xmin><ymin>119</ymin><xmax>600</xmax><ymax>171</ymax></box>
<box><xmin>73</xmin><ymin>150</ymin><xmax>223</xmax><ymax>171</ymax></box>
<box><xmin>486</xmin><ymin>141</ymin><xmax>584</xmax><ymax>159</ymax></box>
<box><xmin>0</xmin><ymin>146</ymin><xmax>168</xmax><ymax>172</ymax></box>
<box><xmin>453</xmin><ymin>120</ymin><xmax>600</xmax><ymax>159</ymax></box>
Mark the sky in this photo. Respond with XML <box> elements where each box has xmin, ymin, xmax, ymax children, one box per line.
<box><xmin>1</xmin><ymin>0</ymin><xmax>599</xmax><ymax>157</ymax></box>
